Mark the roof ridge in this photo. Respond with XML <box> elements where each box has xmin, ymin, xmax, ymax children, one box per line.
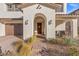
<box><xmin>69</xmin><ymin>8</ymin><xmax>79</xmax><ymax>14</ymax></box>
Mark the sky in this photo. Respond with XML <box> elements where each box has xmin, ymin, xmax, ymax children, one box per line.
<box><xmin>67</xmin><ymin>3</ymin><xmax>79</xmax><ymax>14</ymax></box>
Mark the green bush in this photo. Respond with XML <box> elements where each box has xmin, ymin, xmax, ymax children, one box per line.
<box><xmin>63</xmin><ymin>38</ymin><xmax>78</xmax><ymax>45</ymax></box>
<box><xmin>48</xmin><ymin>37</ymin><xmax>78</xmax><ymax>46</ymax></box>
<box><xmin>63</xmin><ymin>38</ymin><xmax>71</xmax><ymax>45</ymax></box>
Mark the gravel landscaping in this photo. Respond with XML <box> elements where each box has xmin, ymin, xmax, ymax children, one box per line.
<box><xmin>31</xmin><ymin>37</ymin><xmax>79</xmax><ymax>56</ymax></box>
<box><xmin>0</xmin><ymin>36</ymin><xmax>79</xmax><ymax>56</ymax></box>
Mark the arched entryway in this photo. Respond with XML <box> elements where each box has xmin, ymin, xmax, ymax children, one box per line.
<box><xmin>23</xmin><ymin>4</ymin><xmax>56</xmax><ymax>40</ymax></box>
<box><xmin>34</xmin><ymin>13</ymin><xmax>46</xmax><ymax>37</ymax></box>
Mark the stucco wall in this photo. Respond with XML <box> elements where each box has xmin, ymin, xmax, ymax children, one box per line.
<box><xmin>22</xmin><ymin>4</ymin><xmax>55</xmax><ymax>40</ymax></box>
<box><xmin>56</xmin><ymin>23</ymin><xmax>65</xmax><ymax>31</ymax></box>
<box><xmin>0</xmin><ymin>4</ymin><xmax>23</xmax><ymax>18</ymax></box>
<box><xmin>0</xmin><ymin>4</ymin><xmax>7</xmax><ymax>11</ymax></box>
<box><xmin>0</xmin><ymin>12</ymin><xmax>22</xmax><ymax>18</ymax></box>
<box><xmin>0</xmin><ymin>23</ymin><xmax>5</xmax><ymax>36</ymax></box>
<box><xmin>56</xmin><ymin>20</ymin><xmax>65</xmax><ymax>31</ymax></box>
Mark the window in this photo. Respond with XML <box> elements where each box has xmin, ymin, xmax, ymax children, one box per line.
<box><xmin>55</xmin><ymin>3</ymin><xmax>64</xmax><ymax>12</ymax></box>
<box><xmin>8</xmin><ymin>4</ymin><xmax>12</xmax><ymax>8</ymax></box>
<box><xmin>7</xmin><ymin>4</ymin><xmax>19</xmax><ymax>11</ymax></box>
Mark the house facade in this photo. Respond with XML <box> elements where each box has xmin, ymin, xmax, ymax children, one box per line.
<box><xmin>0</xmin><ymin>3</ymin><xmax>78</xmax><ymax>40</ymax></box>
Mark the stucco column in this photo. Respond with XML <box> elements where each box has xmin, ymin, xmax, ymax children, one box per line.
<box><xmin>46</xmin><ymin>10</ymin><xmax>56</xmax><ymax>39</ymax></box>
<box><xmin>72</xmin><ymin>19</ymin><xmax>78</xmax><ymax>38</ymax></box>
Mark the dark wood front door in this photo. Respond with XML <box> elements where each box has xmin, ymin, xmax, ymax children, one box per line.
<box><xmin>37</xmin><ymin>23</ymin><xmax>42</xmax><ymax>34</ymax></box>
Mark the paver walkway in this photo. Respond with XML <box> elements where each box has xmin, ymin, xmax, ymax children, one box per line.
<box><xmin>31</xmin><ymin>37</ymin><xmax>48</xmax><ymax>56</ymax></box>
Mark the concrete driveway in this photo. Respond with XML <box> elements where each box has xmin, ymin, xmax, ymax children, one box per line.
<box><xmin>0</xmin><ymin>35</ymin><xmax>21</xmax><ymax>53</ymax></box>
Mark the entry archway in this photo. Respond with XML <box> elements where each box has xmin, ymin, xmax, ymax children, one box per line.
<box><xmin>34</xmin><ymin>13</ymin><xmax>47</xmax><ymax>37</ymax></box>
<box><xmin>23</xmin><ymin>4</ymin><xmax>56</xmax><ymax>40</ymax></box>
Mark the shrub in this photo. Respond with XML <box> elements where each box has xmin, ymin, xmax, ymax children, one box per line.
<box><xmin>57</xmin><ymin>38</ymin><xmax>64</xmax><ymax>44</ymax></box>
<box><xmin>12</xmin><ymin>40</ymin><xmax>23</xmax><ymax>50</ymax></box>
<box><xmin>63</xmin><ymin>37</ymin><xmax>78</xmax><ymax>45</ymax></box>
<box><xmin>18</xmin><ymin>35</ymin><xmax>37</xmax><ymax>56</ymax></box>
<box><xmin>13</xmin><ymin>35</ymin><xmax>37</xmax><ymax>56</ymax></box>
<box><xmin>63</xmin><ymin>38</ymin><xmax>71</xmax><ymax>45</ymax></box>
<box><xmin>27</xmin><ymin>35</ymin><xmax>36</xmax><ymax>44</ymax></box>
<box><xmin>48</xmin><ymin>37</ymin><xmax>78</xmax><ymax>46</ymax></box>
<box><xmin>17</xmin><ymin>43</ymin><xmax>31</xmax><ymax>56</ymax></box>
<box><xmin>48</xmin><ymin>38</ymin><xmax>64</xmax><ymax>45</ymax></box>
<box><xmin>48</xmin><ymin>39</ymin><xmax>57</xmax><ymax>44</ymax></box>
<box><xmin>67</xmin><ymin>46</ymin><xmax>79</xmax><ymax>56</ymax></box>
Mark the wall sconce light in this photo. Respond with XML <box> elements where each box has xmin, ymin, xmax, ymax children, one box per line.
<box><xmin>48</xmin><ymin>20</ymin><xmax>52</xmax><ymax>25</ymax></box>
<box><xmin>25</xmin><ymin>20</ymin><xmax>28</xmax><ymax>25</ymax></box>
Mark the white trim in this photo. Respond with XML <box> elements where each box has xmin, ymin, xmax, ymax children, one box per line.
<box><xmin>64</xmin><ymin>3</ymin><xmax>67</xmax><ymax>14</ymax></box>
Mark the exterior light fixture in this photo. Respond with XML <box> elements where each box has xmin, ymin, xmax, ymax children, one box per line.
<box><xmin>25</xmin><ymin>20</ymin><xmax>28</xmax><ymax>25</ymax></box>
<box><xmin>48</xmin><ymin>20</ymin><xmax>52</xmax><ymax>25</ymax></box>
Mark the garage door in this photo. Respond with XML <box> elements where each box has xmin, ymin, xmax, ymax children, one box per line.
<box><xmin>5</xmin><ymin>24</ymin><xmax>23</xmax><ymax>36</ymax></box>
<box><xmin>14</xmin><ymin>24</ymin><xmax>23</xmax><ymax>35</ymax></box>
<box><xmin>5</xmin><ymin>24</ymin><xmax>14</xmax><ymax>35</ymax></box>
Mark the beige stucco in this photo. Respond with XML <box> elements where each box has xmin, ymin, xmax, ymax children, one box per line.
<box><xmin>56</xmin><ymin>20</ymin><xmax>65</xmax><ymax>31</ymax></box>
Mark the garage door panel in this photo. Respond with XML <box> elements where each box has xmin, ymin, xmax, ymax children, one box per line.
<box><xmin>5</xmin><ymin>25</ymin><xmax>14</xmax><ymax>35</ymax></box>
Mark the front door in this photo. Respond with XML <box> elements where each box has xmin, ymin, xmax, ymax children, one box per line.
<box><xmin>37</xmin><ymin>23</ymin><xmax>42</xmax><ymax>34</ymax></box>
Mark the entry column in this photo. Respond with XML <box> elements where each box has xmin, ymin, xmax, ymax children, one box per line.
<box><xmin>72</xmin><ymin>19</ymin><xmax>78</xmax><ymax>38</ymax></box>
<box><xmin>46</xmin><ymin>10</ymin><xmax>56</xmax><ymax>39</ymax></box>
